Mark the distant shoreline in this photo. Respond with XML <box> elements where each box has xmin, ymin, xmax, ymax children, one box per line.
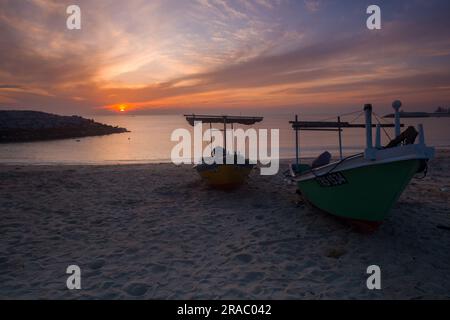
<box><xmin>0</xmin><ymin>110</ymin><xmax>129</xmax><ymax>143</ymax></box>
<box><xmin>384</xmin><ymin>111</ymin><xmax>450</xmax><ymax>118</ymax></box>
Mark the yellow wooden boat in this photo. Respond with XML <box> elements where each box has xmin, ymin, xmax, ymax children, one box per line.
<box><xmin>195</xmin><ymin>161</ymin><xmax>254</xmax><ymax>190</ymax></box>
<box><xmin>184</xmin><ymin>114</ymin><xmax>264</xmax><ymax>190</ymax></box>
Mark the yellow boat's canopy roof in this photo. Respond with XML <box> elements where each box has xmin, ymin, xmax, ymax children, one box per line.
<box><xmin>184</xmin><ymin>114</ymin><xmax>263</xmax><ymax>126</ymax></box>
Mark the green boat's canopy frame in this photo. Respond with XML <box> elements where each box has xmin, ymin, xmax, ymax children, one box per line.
<box><xmin>290</xmin><ymin>106</ymin><xmax>404</xmax><ymax>165</ymax></box>
<box><xmin>184</xmin><ymin>114</ymin><xmax>263</xmax><ymax>127</ymax></box>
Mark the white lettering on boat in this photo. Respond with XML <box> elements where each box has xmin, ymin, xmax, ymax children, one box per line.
<box><xmin>315</xmin><ymin>172</ymin><xmax>348</xmax><ymax>187</ymax></box>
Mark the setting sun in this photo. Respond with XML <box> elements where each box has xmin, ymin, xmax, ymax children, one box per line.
<box><xmin>105</xmin><ymin>103</ymin><xmax>136</xmax><ymax>113</ymax></box>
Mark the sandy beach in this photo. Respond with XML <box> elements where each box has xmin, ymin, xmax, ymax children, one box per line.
<box><xmin>0</xmin><ymin>151</ymin><xmax>449</xmax><ymax>300</ymax></box>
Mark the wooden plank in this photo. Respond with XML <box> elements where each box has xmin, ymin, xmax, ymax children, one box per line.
<box><xmin>185</xmin><ymin>114</ymin><xmax>263</xmax><ymax>126</ymax></box>
<box><xmin>296</xmin><ymin>128</ymin><xmax>342</xmax><ymax>131</ymax></box>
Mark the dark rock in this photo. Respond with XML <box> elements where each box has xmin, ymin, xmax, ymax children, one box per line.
<box><xmin>0</xmin><ymin>110</ymin><xmax>129</xmax><ymax>143</ymax></box>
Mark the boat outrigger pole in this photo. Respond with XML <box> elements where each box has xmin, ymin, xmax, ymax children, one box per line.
<box><xmin>364</xmin><ymin>104</ymin><xmax>377</xmax><ymax>160</ymax></box>
<box><xmin>338</xmin><ymin>116</ymin><xmax>343</xmax><ymax>160</ymax></box>
<box><xmin>392</xmin><ymin>100</ymin><xmax>402</xmax><ymax>137</ymax></box>
<box><xmin>295</xmin><ymin>115</ymin><xmax>299</xmax><ymax>167</ymax></box>
<box><xmin>364</xmin><ymin>104</ymin><xmax>373</xmax><ymax>149</ymax></box>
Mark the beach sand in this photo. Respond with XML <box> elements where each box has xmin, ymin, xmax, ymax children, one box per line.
<box><xmin>0</xmin><ymin>151</ymin><xmax>449</xmax><ymax>299</ymax></box>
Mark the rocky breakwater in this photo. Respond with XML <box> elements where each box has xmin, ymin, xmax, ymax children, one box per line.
<box><xmin>0</xmin><ymin>110</ymin><xmax>129</xmax><ymax>143</ymax></box>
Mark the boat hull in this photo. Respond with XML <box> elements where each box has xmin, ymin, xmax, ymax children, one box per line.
<box><xmin>297</xmin><ymin>159</ymin><xmax>422</xmax><ymax>222</ymax></box>
<box><xmin>195</xmin><ymin>163</ymin><xmax>253</xmax><ymax>190</ymax></box>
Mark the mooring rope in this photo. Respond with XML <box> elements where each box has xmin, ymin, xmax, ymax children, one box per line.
<box><xmin>309</xmin><ymin>152</ymin><xmax>364</xmax><ymax>178</ymax></box>
<box><xmin>348</xmin><ymin>111</ymin><xmax>364</xmax><ymax>124</ymax></box>
<box><xmin>372</xmin><ymin>112</ymin><xmax>392</xmax><ymax>141</ymax></box>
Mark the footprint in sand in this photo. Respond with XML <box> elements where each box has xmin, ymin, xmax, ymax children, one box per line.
<box><xmin>234</xmin><ymin>254</ymin><xmax>253</xmax><ymax>264</ymax></box>
<box><xmin>89</xmin><ymin>259</ymin><xmax>106</xmax><ymax>270</ymax></box>
<box><xmin>151</xmin><ymin>264</ymin><xmax>167</xmax><ymax>273</ymax></box>
<box><xmin>242</xmin><ymin>271</ymin><xmax>264</xmax><ymax>282</ymax></box>
<box><xmin>124</xmin><ymin>282</ymin><xmax>148</xmax><ymax>297</ymax></box>
<box><xmin>101</xmin><ymin>281</ymin><xmax>115</xmax><ymax>290</ymax></box>
<box><xmin>325</xmin><ymin>247</ymin><xmax>347</xmax><ymax>259</ymax></box>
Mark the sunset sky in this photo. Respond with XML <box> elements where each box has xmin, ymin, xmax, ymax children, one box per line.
<box><xmin>1</xmin><ymin>0</ymin><xmax>450</xmax><ymax>115</ymax></box>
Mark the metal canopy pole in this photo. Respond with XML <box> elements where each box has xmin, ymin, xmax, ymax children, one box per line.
<box><xmin>231</xmin><ymin>123</ymin><xmax>234</xmax><ymax>156</ymax></box>
<box><xmin>223</xmin><ymin>116</ymin><xmax>227</xmax><ymax>156</ymax></box>
<box><xmin>210</xmin><ymin>122</ymin><xmax>213</xmax><ymax>156</ymax></box>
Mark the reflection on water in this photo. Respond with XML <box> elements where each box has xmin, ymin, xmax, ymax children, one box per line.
<box><xmin>1</xmin><ymin>114</ymin><xmax>449</xmax><ymax>164</ymax></box>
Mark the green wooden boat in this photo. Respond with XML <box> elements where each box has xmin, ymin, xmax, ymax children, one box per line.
<box><xmin>290</xmin><ymin>101</ymin><xmax>435</xmax><ymax>227</ymax></box>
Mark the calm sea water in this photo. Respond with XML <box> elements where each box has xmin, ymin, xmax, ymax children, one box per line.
<box><xmin>1</xmin><ymin>114</ymin><xmax>449</xmax><ymax>164</ymax></box>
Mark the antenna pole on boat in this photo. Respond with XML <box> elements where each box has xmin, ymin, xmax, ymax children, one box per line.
<box><xmin>364</xmin><ymin>104</ymin><xmax>376</xmax><ymax>160</ymax></box>
<box><xmin>295</xmin><ymin>115</ymin><xmax>299</xmax><ymax>166</ymax></box>
<box><xmin>375</xmin><ymin>124</ymin><xmax>381</xmax><ymax>148</ymax></box>
<box><xmin>337</xmin><ymin>116</ymin><xmax>343</xmax><ymax>160</ymax></box>
<box><xmin>418</xmin><ymin>124</ymin><xmax>425</xmax><ymax>145</ymax></box>
<box><xmin>364</xmin><ymin>104</ymin><xmax>373</xmax><ymax>149</ymax></box>
<box><xmin>392</xmin><ymin>100</ymin><xmax>402</xmax><ymax>137</ymax></box>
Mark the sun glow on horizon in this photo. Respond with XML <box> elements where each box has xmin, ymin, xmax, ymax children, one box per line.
<box><xmin>108</xmin><ymin>103</ymin><xmax>133</xmax><ymax>113</ymax></box>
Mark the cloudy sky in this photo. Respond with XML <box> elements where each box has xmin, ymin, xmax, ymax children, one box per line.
<box><xmin>1</xmin><ymin>0</ymin><xmax>450</xmax><ymax>115</ymax></box>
